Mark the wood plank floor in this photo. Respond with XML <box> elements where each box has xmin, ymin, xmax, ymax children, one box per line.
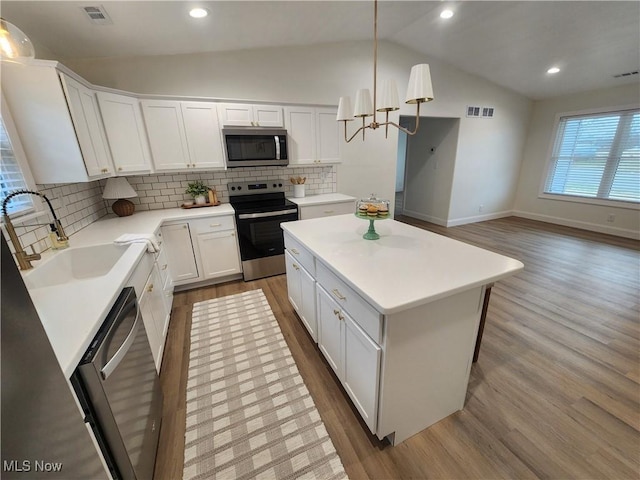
<box><xmin>154</xmin><ymin>216</ymin><xmax>640</xmax><ymax>480</ymax></box>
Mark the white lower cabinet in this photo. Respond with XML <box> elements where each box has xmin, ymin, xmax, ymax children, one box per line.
<box><xmin>154</xmin><ymin>242</ymin><xmax>174</xmax><ymax>312</ymax></box>
<box><xmin>285</xmin><ymin>231</ymin><xmax>381</xmax><ymax>434</ymax></box>
<box><xmin>298</xmin><ymin>200</ymin><xmax>355</xmax><ymax>220</ymax></box>
<box><xmin>161</xmin><ymin>214</ymin><xmax>241</xmax><ymax>286</ymax></box>
<box><xmin>285</xmin><ymin>250</ymin><xmax>317</xmax><ymax>341</ymax></box>
<box><xmin>139</xmin><ymin>263</ymin><xmax>171</xmax><ymax>372</ymax></box>
<box><xmin>195</xmin><ymin>230</ymin><xmax>241</xmax><ymax>279</ymax></box>
<box><xmin>317</xmin><ymin>285</ymin><xmax>381</xmax><ymax>433</ymax></box>
<box><xmin>160</xmin><ymin>222</ymin><xmax>199</xmax><ymax>283</ymax></box>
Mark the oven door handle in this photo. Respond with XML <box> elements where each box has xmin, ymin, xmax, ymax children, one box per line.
<box><xmin>238</xmin><ymin>208</ymin><xmax>298</xmax><ymax>220</ymax></box>
<box><xmin>274</xmin><ymin>136</ymin><xmax>281</xmax><ymax>160</ymax></box>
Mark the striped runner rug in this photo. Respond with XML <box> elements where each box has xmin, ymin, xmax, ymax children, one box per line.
<box><xmin>183</xmin><ymin>289</ymin><xmax>348</xmax><ymax>480</ymax></box>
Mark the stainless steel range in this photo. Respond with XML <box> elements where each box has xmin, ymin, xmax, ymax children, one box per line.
<box><xmin>228</xmin><ymin>180</ymin><xmax>298</xmax><ymax>281</ymax></box>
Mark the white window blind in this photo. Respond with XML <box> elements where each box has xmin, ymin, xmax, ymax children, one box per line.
<box><xmin>0</xmin><ymin>115</ymin><xmax>34</xmax><ymax>216</ymax></box>
<box><xmin>544</xmin><ymin>108</ymin><xmax>640</xmax><ymax>203</ymax></box>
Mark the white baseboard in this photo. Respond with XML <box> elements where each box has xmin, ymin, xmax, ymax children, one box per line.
<box><xmin>400</xmin><ymin>208</ymin><xmax>639</xmax><ymax>240</ymax></box>
<box><xmin>400</xmin><ymin>209</ymin><xmax>448</xmax><ymax>226</ymax></box>
<box><xmin>446</xmin><ymin>210</ymin><xmax>513</xmax><ymax>227</ymax></box>
<box><xmin>512</xmin><ymin>210</ymin><xmax>640</xmax><ymax>240</ymax></box>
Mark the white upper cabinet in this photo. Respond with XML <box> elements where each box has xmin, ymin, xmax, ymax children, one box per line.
<box><xmin>316</xmin><ymin>107</ymin><xmax>342</xmax><ymax>163</ymax></box>
<box><xmin>284</xmin><ymin>106</ymin><xmax>341</xmax><ymax>165</ymax></box>
<box><xmin>285</xmin><ymin>107</ymin><xmax>316</xmax><ymax>164</ymax></box>
<box><xmin>141</xmin><ymin>100</ymin><xmax>225</xmax><ymax>171</ymax></box>
<box><xmin>141</xmin><ymin>100</ymin><xmax>190</xmax><ymax>171</ymax></box>
<box><xmin>96</xmin><ymin>91</ymin><xmax>153</xmax><ymax>175</ymax></box>
<box><xmin>219</xmin><ymin>103</ymin><xmax>283</xmax><ymax>127</ymax></box>
<box><xmin>0</xmin><ymin>61</ymin><xmax>113</xmax><ymax>183</ymax></box>
<box><xmin>59</xmin><ymin>74</ymin><xmax>114</xmax><ymax>178</ymax></box>
<box><xmin>180</xmin><ymin>102</ymin><xmax>225</xmax><ymax>169</ymax></box>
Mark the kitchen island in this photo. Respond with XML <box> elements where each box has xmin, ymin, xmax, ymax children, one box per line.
<box><xmin>282</xmin><ymin>214</ymin><xmax>523</xmax><ymax>444</ymax></box>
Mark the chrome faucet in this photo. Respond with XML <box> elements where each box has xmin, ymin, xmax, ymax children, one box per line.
<box><xmin>2</xmin><ymin>190</ymin><xmax>69</xmax><ymax>270</ymax></box>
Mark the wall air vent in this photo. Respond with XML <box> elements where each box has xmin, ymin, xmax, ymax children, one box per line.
<box><xmin>466</xmin><ymin>106</ymin><xmax>481</xmax><ymax>118</ymax></box>
<box><xmin>482</xmin><ymin>107</ymin><xmax>495</xmax><ymax>118</ymax></box>
<box><xmin>613</xmin><ymin>70</ymin><xmax>639</xmax><ymax>79</ymax></box>
<box><xmin>81</xmin><ymin>5</ymin><xmax>113</xmax><ymax>25</ymax></box>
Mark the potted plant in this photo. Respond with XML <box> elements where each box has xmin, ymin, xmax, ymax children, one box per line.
<box><xmin>185</xmin><ymin>180</ymin><xmax>209</xmax><ymax>205</ymax></box>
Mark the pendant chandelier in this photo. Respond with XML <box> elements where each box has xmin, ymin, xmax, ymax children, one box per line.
<box><xmin>0</xmin><ymin>18</ymin><xmax>35</xmax><ymax>61</ymax></box>
<box><xmin>336</xmin><ymin>0</ymin><xmax>434</xmax><ymax>142</ymax></box>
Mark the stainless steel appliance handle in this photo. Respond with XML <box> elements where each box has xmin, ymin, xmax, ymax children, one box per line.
<box><xmin>100</xmin><ymin>306</ymin><xmax>141</xmax><ymax>380</ymax></box>
<box><xmin>238</xmin><ymin>208</ymin><xmax>297</xmax><ymax>219</ymax></box>
<box><xmin>274</xmin><ymin>136</ymin><xmax>281</xmax><ymax>160</ymax></box>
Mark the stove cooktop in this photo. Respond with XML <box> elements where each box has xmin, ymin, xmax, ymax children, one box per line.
<box><xmin>228</xmin><ymin>180</ymin><xmax>297</xmax><ymax>214</ymax></box>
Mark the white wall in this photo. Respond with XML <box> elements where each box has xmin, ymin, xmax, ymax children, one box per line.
<box><xmin>66</xmin><ymin>40</ymin><xmax>532</xmax><ymax>220</ymax></box>
<box><xmin>403</xmin><ymin>118</ymin><xmax>459</xmax><ymax>225</ymax></box>
<box><xmin>514</xmin><ymin>84</ymin><xmax>639</xmax><ymax>238</ymax></box>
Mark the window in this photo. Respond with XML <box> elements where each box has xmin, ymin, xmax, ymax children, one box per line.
<box><xmin>543</xmin><ymin>108</ymin><xmax>639</xmax><ymax>204</ymax></box>
<box><xmin>0</xmin><ymin>115</ymin><xmax>34</xmax><ymax>216</ymax></box>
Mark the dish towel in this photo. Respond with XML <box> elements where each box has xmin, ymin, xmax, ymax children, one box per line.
<box><xmin>114</xmin><ymin>233</ymin><xmax>160</xmax><ymax>253</ymax></box>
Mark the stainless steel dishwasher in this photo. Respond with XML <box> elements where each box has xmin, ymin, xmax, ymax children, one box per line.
<box><xmin>71</xmin><ymin>287</ymin><xmax>163</xmax><ymax>480</ymax></box>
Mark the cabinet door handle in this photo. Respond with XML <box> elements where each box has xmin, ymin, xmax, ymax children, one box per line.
<box><xmin>332</xmin><ymin>289</ymin><xmax>346</xmax><ymax>301</ymax></box>
<box><xmin>324</xmin><ymin>210</ymin><xmax>334</xmax><ymax>214</ymax></box>
<box><xmin>161</xmin><ymin>264</ymin><xmax>168</xmax><ymax>270</ymax></box>
<box><xmin>293</xmin><ymin>263</ymin><xmax>300</xmax><ymax>271</ymax></box>
<box><xmin>210</xmin><ymin>223</ymin><xmax>221</xmax><ymax>227</ymax></box>
<box><xmin>333</xmin><ymin>309</ymin><xmax>344</xmax><ymax>321</ymax></box>
<box><xmin>147</xmin><ymin>283</ymin><xmax>154</xmax><ymax>292</ymax></box>
<box><xmin>290</xmin><ymin>248</ymin><xmax>299</xmax><ymax>255</ymax></box>
<box><xmin>117</xmin><ymin>167</ymin><xmax>123</xmax><ymax>171</ymax></box>
<box><xmin>183</xmin><ymin>225</ymin><xmax>188</xmax><ymax>229</ymax></box>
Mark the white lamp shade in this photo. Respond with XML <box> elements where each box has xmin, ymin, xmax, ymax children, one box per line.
<box><xmin>102</xmin><ymin>177</ymin><xmax>138</xmax><ymax>199</ymax></box>
<box><xmin>377</xmin><ymin>79</ymin><xmax>400</xmax><ymax>112</ymax></box>
<box><xmin>337</xmin><ymin>96</ymin><xmax>354</xmax><ymax>121</ymax></box>
<box><xmin>0</xmin><ymin>19</ymin><xmax>35</xmax><ymax>60</ymax></box>
<box><xmin>405</xmin><ymin>64</ymin><xmax>434</xmax><ymax>104</ymax></box>
<box><xmin>353</xmin><ymin>89</ymin><xmax>373</xmax><ymax>117</ymax></box>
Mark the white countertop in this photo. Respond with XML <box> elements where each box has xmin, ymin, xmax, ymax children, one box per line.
<box><xmin>287</xmin><ymin>193</ymin><xmax>356</xmax><ymax>206</ymax></box>
<box><xmin>282</xmin><ymin>215</ymin><xmax>524</xmax><ymax>315</ymax></box>
<box><xmin>69</xmin><ymin>204</ymin><xmax>235</xmax><ymax>247</ymax></box>
<box><xmin>23</xmin><ymin>204</ymin><xmax>235</xmax><ymax>378</ymax></box>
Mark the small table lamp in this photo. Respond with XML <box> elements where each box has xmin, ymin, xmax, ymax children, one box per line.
<box><xmin>102</xmin><ymin>177</ymin><xmax>138</xmax><ymax>217</ymax></box>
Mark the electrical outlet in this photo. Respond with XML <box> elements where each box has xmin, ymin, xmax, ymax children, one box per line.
<box><xmin>607</xmin><ymin>213</ymin><xmax>616</xmax><ymax>223</ymax></box>
<box><xmin>478</xmin><ymin>204</ymin><xmax>484</xmax><ymax>213</ymax></box>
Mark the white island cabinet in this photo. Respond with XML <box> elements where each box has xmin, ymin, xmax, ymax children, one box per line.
<box><xmin>282</xmin><ymin>214</ymin><xmax>523</xmax><ymax>445</ymax></box>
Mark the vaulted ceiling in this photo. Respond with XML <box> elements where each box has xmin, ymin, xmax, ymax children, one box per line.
<box><xmin>2</xmin><ymin>1</ymin><xmax>639</xmax><ymax>100</ymax></box>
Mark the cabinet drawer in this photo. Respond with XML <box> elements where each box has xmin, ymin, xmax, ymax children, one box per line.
<box><xmin>126</xmin><ymin>252</ymin><xmax>154</xmax><ymax>299</ymax></box>
<box><xmin>188</xmin><ymin>215</ymin><xmax>235</xmax><ymax>234</ymax></box>
<box><xmin>316</xmin><ymin>261</ymin><xmax>382</xmax><ymax>344</ymax></box>
<box><xmin>284</xmin><ymin>234</ymin><xmax>315</xmax><ymax>276</ymax></box>
<box><xmin>299</xmin><ymin>201</ymin><xmax>355</xmax><ymax>220</ymax></box>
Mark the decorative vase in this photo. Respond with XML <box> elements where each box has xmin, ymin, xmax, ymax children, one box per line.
<box><xmin>195</xmin><ymin>195</ymin><xmax>207</xmax><ymax>205</ymax></box>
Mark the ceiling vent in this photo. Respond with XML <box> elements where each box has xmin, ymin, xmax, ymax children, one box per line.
<box><xmin>613</xmin><ymin>70</ymin><xmax>639</xmax><ymax>79</ymax></box>
<box><xmin>482</xmin><ymin>107</ymin><xmax>495</xmax><ymax>118</ymax></box>
<box><xmin>466</xmin><ymin>106</ymin><xmax>481</xmax><ymax>118</ymax></box>
<box><xmin>81</xmin><ymin>5</ymin><xmax>113</xmax><ymax>25</ymax></box>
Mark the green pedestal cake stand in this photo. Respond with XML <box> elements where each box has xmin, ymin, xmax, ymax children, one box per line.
<box><xmin>355</xmin><ymin>213</ymin><xmax>388</xmax><ymax>240</ymax></box>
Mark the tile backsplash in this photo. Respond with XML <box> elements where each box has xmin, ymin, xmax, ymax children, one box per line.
<box><xmin>121</xmin><ymin>165</ymin><xmax>336</xmax><ymax>211</ymax></box>
<box><xmin>6</xmin><ymin>181</ymin><xmax>107</xmax><ymax>255</ymax></box>
<box><xmin>6</xmin><ymin>165</ymin><xmax>336</xmax><ymax>257</ymax></box>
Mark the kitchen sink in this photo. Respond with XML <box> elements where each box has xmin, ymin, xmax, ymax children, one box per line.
<box><xmin>23</xmin><ymin>244</ymin><xmax>131</xmax><ymax>290</ymax></box>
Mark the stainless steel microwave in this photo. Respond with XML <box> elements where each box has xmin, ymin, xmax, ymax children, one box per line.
<box><xmin>223</xmin><ymin>128</ymin><xmax>289</xmax><ymax>167</ymax></box>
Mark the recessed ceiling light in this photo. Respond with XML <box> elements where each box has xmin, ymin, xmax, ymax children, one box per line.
<box><xmin>189</xmin><ymin>8</ymin><xmax>208</xmax><ymax>19</ymax></box>
<box><xmin>440</xmin><ymin>9</ymin><xmax>454</xmax><ymax>19</ymax></box>
<box><xmin>547</xmin><ymin>67</ymin><xmax>560</xmax><ymax>74</ymax></box>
